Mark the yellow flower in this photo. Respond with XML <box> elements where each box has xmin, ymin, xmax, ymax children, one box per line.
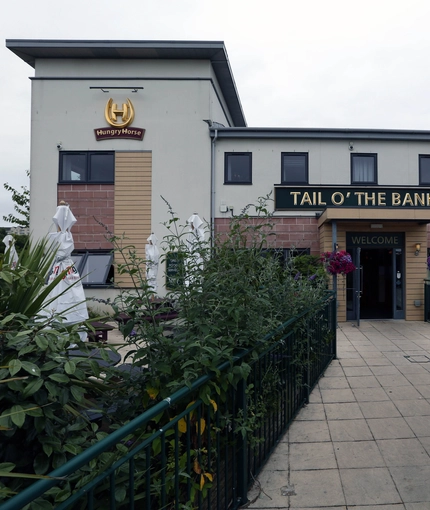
<box><xmin>146</xmin><ymin>387</ymin><xmax>159</xmax><ymax>400</ymax></box>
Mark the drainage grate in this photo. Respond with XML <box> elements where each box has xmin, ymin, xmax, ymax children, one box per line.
<box><xmin>404</xmin><ymin>355</ymin><xmax>430</xmax><ymax>363</ymax></box>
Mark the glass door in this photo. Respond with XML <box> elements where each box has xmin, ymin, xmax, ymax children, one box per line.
<box><xmin>393</xmin><ymin>248</ymin><xmax>404</xmax><ymax>319</ymax></box>
<box><xmin>346</xmin><ymin>247</ymin><xmax>361</xmax><ymax>322</ymax></box>
<box><xmin>347</xmin><ymin>246</ymin><xmax>404</xmax><ymax>321</ymax></box>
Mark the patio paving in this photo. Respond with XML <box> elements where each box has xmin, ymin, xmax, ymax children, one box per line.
<box><xmin>247</xmin><ymin>320</ymin><xmax>430</xmax><ymax>509</ymax></box>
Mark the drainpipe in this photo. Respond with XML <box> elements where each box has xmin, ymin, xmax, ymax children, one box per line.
<box><xmin>210</xmin><ymin>129</ymin><xmax>218</xmax><ymax>247</ymax></box>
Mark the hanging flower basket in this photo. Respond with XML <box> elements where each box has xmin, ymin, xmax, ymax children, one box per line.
<box><xmin>321</xmin><ymin>250</ymin><xmax>356</xmax><ymax>276</ymax></box>
<box><xmin>427</xmin><ymin>256</ymin><xmax>430</xmax><ymax>271</ymax></box>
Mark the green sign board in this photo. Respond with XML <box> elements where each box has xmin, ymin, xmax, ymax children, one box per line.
<box><xmin>165</xmin><ymin>252</ymin><xmax>185</xmax><ymax>290</ymax></box>
<box><xmin>275</xmin><ymin>186</ymin><xmax>430</xmax><ymax>210</ymax></box>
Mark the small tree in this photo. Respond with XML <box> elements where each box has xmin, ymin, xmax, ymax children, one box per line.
<box><xmin>3</xmin><ymin>171</ymin><xmax>30</xmax><ymax>229</ymax></box>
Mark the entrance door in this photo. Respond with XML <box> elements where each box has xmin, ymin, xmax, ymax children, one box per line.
<box><xmin>346</xmin><ymin>235</ymin><xmax>404</xmax><ymax>321</ymax></box>
<box><xmin>360</xmin><ymin>249</ymin><xmax>393</xmax><ymax>319</ymax></box>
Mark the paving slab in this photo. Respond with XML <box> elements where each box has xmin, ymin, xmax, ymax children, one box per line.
<box><xmin>246</xmin><ymin>320</ymin><xmax>430</xmax><ymax>508</ymax></box>
<box><xmin>328</xmin><ymin>419</ymin><xmax>373</xmax><ymax>441</ymax></box>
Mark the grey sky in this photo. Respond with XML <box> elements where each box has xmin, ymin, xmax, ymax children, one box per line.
<box><xmin>2</xmin><ymin>0</ymin><xmax>430</xmax><ymax>224</ymax></box>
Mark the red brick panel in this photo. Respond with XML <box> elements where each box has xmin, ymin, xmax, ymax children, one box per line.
<box><xmin>214</xmin><ymin>217</ymin><xmax>319</xmax><ymax>255</ymax></box>
<box><xmin>57</xmin><ymin>184</ymin><xmax>114</xmax><ymax>249</ymax></box>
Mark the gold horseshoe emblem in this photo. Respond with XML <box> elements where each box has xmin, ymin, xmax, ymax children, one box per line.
<box><xmin>105</xmin><ymin>98</ymin><xmax>135</xmax><ymax>128</ymax></box>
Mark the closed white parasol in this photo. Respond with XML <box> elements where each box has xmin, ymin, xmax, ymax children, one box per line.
<box><xmin>145</xmin><ymin>232</ymin><xmax>160</xmax><ymax>293</ymax></box>
<box><xmin>185</xmin><ymin>213</ymin><xmax>205</xmax><ymax>286</ymax></box>
<box><xmin>42</xmin><ymin>201</ymin><xmax>89</xmax><ymax>342</ymax></box>
<box><xmin>2</xmin><ymin>234</ymin><xmax>18</xmax><ymax>268</ymax></box>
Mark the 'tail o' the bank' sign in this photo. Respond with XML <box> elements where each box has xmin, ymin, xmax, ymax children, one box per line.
<box><xmin>275</xmin><ymin>186</ymin><xmax>430</xmax><ymax>209</ymax></box>
<box><xmin>94</xmin><ymin>98</ymin><xmax>145</xmax><ymax>141</ymax></box>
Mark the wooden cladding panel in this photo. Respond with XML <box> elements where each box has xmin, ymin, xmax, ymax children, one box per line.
<box><xmin>114</xmin><ymin>152</ymin><xmax>152</xmax><ymax>287</ymax></box>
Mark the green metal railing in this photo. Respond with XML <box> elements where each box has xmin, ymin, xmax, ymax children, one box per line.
<box><xmin>3</xmin><ymin>293</ymin><xmax>336</xmax><ymax>510</ymax></box>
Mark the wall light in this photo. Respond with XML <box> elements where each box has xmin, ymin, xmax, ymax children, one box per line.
<box><xmin>348</xmin><ymin>142</ymin><xmax>354</xmax><ymax>151</ymax></box>
<box><xmin>415</xmin><ymin>243</ymin><xmax>421</xmax><ymax>256</ymax></box>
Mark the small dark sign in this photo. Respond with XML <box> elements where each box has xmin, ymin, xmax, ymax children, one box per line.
<box><xmin>165</xmin><ymin>252</ymin><xmax>185</xmax><ymax>290</ymax></box>
<box><xmin>94</xmin><ymin>127</ymin><xmax>145</xmax><ymax>141</ymax></box>
<box><xmin>346</xmin><ymin>232</ymin><xmax>404</xmax><ymax>248</ymax></box>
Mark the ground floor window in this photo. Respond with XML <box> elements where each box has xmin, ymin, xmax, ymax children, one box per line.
<box><xmin>72</xmin><ymin>251</ymin><xmax>114</xmax><ymax>287</ymax></box>
<box><xmin>262</xmin><ymin>248</ymin><xmax>310</xmax><ymax>266</ymax></box>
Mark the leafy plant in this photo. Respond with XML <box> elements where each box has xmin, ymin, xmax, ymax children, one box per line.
<box><xmin>1</xmin><ymin>198</ymin><xmax>332</xmax><ymax>509</ymax></box>
<box><xmin>3</xmin><ymin>170</ymin><xmax>30</xmax><ymax>229</ymax></box>
<box><xmin>0</xmin><ymin>237</ymin><xmax>123</xmax><ymax>503</ymax></box>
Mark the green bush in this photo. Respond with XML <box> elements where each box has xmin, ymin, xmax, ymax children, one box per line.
<box><xmin>0</xmin><ymin>199</ymin><xmax>331</xmax><ymax>508</ymax></box>
<box><xmin>0</xmin><ymin>238</ymin><xmax>122</xmax><ymax>503</ymax></box>
<box><xmin>110</xmin><ymin>196</ymin><xmax>329</xmax><ymax>400</ymax></box>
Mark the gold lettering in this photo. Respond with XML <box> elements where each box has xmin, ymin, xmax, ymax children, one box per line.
<box><xmin>392</xmin><ymin>193</ymin><xmax>401</xmax><ymax>206</ymax></box>
<box><xmin>317</xmin><ymin>192</ymin><xmax>326</xmax><ymax>206</ymax></box>
<box><xmin>300</xmin><ymin>192</ymin><xmax>313</xmax><ymax>206</ymax></box>
<box><xmin>331</xmin><ymin>192</ymin><xmax>344</xmax><ymax>206</ymax></box>
<box><xmin>290</xmin><ymin>192</ymin><xmax>301</xmax><ymax>206</ymax></box>
<box><xmin>414</xmin><ymin>193</ymin><xmax>425</xmax><ymax>206</ymax></box>
<box><xmin>355</xmin><ymin>192</ymin><xmax>364</xmax><ymax>205</ymax></box>
<box><xmin>378</xmin><ymin>193</ymin><xmax>386</xmax><ymax>206</ymax></box>
<box><xmin>402</xmin><ymin>193</ymin><xmax>413</xmax><ymax>206</ymax></box>
<box><xmin>365</xmin><ymin>193</ymin><xmax>376</xmax><ymax>206</ymax></box>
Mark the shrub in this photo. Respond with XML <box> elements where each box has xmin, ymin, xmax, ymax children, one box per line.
<box><xmin>0</xmin><ymin>238</ymin><xmax>122</xmax><ymax>502</ymax></box>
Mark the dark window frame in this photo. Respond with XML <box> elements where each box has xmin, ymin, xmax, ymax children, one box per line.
<box><xmin>419</xmin><ymin>155</ymin><xmax>430</xmax><ymax>185</ymax></box>
<box><xmin>281</xmin><ymin>152</ymin><xmax>309</xmax><ymax>184</ymax></box>
<box><xmin>71</xmin><ymin>250</ymin><xmax>114</xmax><ymax>288</ymax></box>
<box><xmin>261</xmin><ymin>247</ymin><xmax>310</xmax><ymax>267</ymax></box>
<box><xmin>224</xmin><ymin>152</ymin><xmax>252</xmax><ymax>185</ymax></box>
<box><xmin>59</xmin><ymin>151</ymin><xmax>115</xmax><ymax>184</ymax></box>
<box><xmin>351</xmin><ymin>153</ymin><xmax>378</xmax><ymax>184</ymax></box>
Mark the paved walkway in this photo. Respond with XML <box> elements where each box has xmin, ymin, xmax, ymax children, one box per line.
<box><xmin>247</xmin><ymin>320</ymin><xmax>430</xmax><ymax>510</ymax></box>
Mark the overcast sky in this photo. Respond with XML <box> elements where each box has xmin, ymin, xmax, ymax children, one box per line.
<box><xmin>2</xmin><ymin>0</ymin><xmax>430</xmax><ymax>225</ymax></box>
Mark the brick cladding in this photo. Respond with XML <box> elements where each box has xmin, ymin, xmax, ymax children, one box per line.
<box><xmin>57</xmin><ymin>184</ymin><xmax>114</xmax><ymax>249</ymax></box>
<box><xmin>214</xmin><ymin>217</ymin><xmax>320</xmax><ymax>255</ymax></box>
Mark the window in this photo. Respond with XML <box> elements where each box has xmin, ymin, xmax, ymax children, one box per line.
<box><xmin>419</xmin><ymin>155</ymin><xmax>430</xmax><ymax>185</ymax></box>
<box><xmin>261</xmin><ymin>248</ymin><xmax>310</xmax><ymax>266</ymax></box>
<box><xmin>71</xmin><ymin>251</ymin><xmax>114</xmax><ymax>287</ymax></box>
<box><xmin>60</xmin><ymin>152</ymin><xmax>114</xmax><ymax>183</ymax></box>
<box><xmin>351</xmin><ymin>153</ymin><xmax>377</xmax><ymax>184</ymax></box>
<box><xmin>281</xmin><ymin>153</ymin><xmax>308</xmax><ymax>184</ymax></box>
<box><xmin>224</xmin><ymin>153</ymin><xmax>252</xmax><ymax>184</ymax></box>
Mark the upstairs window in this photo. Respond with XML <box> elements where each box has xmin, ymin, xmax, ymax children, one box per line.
<box><xmin>60</xmin><ymin>152</ymin><xmax>114</xmax><ymax>183</ymax></box>
<box><xmin>281</xmin><ymin>153</ymin><xmax>308</xmax><ymax>184</ymax></box>
<box><xmin>224</xmin><ymin>153</ymin><xmax>252</xmax><ymax>184</ymax></box>
<box><xmin>351</xmin><ymin>153</ymin><xmax>377</xmax><ymax>184</ymax></box>
<box><xmin>419</xmin><ymin>155</ymin><xmax>430</xmax><ymax>185</ymax></box>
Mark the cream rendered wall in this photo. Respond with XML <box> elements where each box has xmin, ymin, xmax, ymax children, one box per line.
<box><xmin>29</xmin><ymin>59</ymin><xmax>230</xmax><ymax>244</ymax></box>
<box><xmin>213</xmin><ymin>138</ymin><xmax>430</xmax><ymax>219</ymax></box>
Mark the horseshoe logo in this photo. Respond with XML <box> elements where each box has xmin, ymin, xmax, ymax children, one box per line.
<box><xmin>105</xmin><ymin>98</ymin><xmax>135</xmax><ymax>128</ymax></box>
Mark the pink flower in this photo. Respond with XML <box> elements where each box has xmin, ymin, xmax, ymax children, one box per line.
<box><xmin>321</xmin><ymin>250</ymin><xmax>356</xmax><ymax>275</ymax></box>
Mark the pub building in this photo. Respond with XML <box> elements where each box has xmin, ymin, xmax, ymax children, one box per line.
<box><xmin>7</xmin><ymin>39</ymin><xmax>430</xmax><ymax>321</ymax></box>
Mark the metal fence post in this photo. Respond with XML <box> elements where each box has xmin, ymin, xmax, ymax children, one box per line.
<box><xmin>235</xmin><ymin>377</ymin><xmax>248</xmax><ymax>508</ymax></box>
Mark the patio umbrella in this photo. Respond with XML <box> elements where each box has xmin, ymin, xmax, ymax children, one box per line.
<box><xmin>145</xmin><ymin>232</ymin><xmax>160</xmax><ymax>294</ymax></box>
<box><xmin>42</xmin><ymin>201</ymin><xmax>89</xmax><ymax>342</ymax></box>
<box><xmin>184</xmin><ymin>213</ymin><xmax>205</xmax><ymax>286</ymax></box>
<box><xmin>2</xmin><ymin>234</ymin><xmax>18</xmax><ymax>268</ymax></box>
